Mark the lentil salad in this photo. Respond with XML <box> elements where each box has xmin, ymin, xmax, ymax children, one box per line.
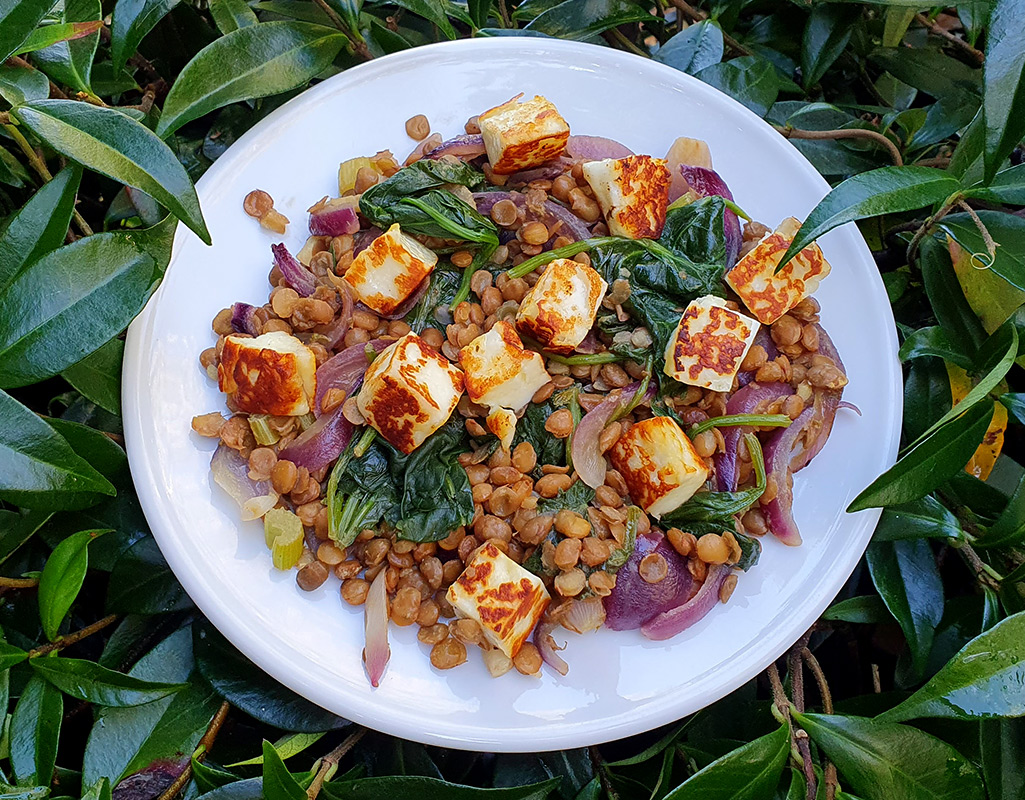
<box><xmin>192</xmin><ymin>94</ymin><xmax>848</xmax><ymax>685</ymax></box>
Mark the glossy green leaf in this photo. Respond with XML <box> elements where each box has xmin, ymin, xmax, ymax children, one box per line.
<box><xmin>111</xmin><ymin>0</ymin><xmax>182</xmax><ymax>70</ymax></box>
<box><xmin>0</xmin><ymin>0</ymin><xmax>59</xmax><ymax>63</ymax></box>
<box><xmin>848</xmin><ymin>401</ymin><xmax>992</xmax><ymax>511</ymax></box>
<box><xmin>780</xmin><ymin>167</ymin><xmax>960</xmax><ymax>267</ymax></box>
<box><xmin>964</xmin><ymin>163</ymin><xmax>1025</xmax><ymax>206</ymax></box>
<box><xmin>821</xmin><ymin>595</ymin><xmax>889</xmax><ymax>623</ymax></box>
<box><xmin>898</xmin><ymin>326</ymin><xmax>973</xmax><ymax>370</ymax></box>
<box><xmin>0</xmin><ymin>639</ymin><xmax>30</xmax><ymax>670</ymax></box>
<box><xmin>262</xmin><ymin>741</ymin><xmax>306</xmax><ymax>800</ymax></box>
<box><xmin>696</xmin><ymin>56</ymin><xmax>780</xmax><ymax>117</ymax></box>
<box><xmin>13</xmin><ymin>21</ymin><xmax>102</xmax><ymax>55</ymax></box>
<box><xmin>228</xmin><ymin>732</ymin><xmax>326</xmax><ymax>767</ymax></box>
<box><xmin>0</xmin><ymin>509</ymin><xmax>52</xmax><ymax>566</ymax></box>
<box><xmin>30</xmin><ymin>656</ymin><xmax>187</xmax><ymax>706</ymax></box>
<box><xmin>81</xmin><ymin>779</ymin><xmax>112</xmax><ymax>800</ymax></box>
<box><xmin>881</xmin><ymin>611</ymin><xmax>1025</xmax><ymax>721</ymax></box>
<box><xmin>157</xmin><ymin>21</ymin><xmax>347</xmax><ymax>138</ymax></box>
<box><xmin>194</xmin><ymin>621</ymin><xmax>347</xmax><ymax>732</ymax></box>
<box><xmin>980</xmin><ymin>718</ymin><xmax>1025</xmax><ymax>800</ymax></box>
<box><xmin>982</xmin><ymin>0</ymin><xmax>1025</xmax><ymax>181</ymax></box>
<box><xmin>793</xmin><ymin>712</ymin><xmax>984</xmax><ymax>800</ymax></box>
<box><xmin>38</xmin><ymin>528</ymin><xmax>108</xmax><ymax>641</ymax></box>
<box><xmin>208</xmin><ymin>0</ymin><xmax>258</xmax><ymax>33</ymax></box>
<box><xmin>0</xmin><ymin>389</ymin><xmax>115</xmax><ymax>509</ymax></box>
<box><xmin>654</xmin><ymin>20</ymin><xmax>724</xmax><ymax>75</ymax></box>
<box><xmin>979</xmin><ymin>467</ymin><xmax>1025</xmax><ymax>547</ymax></box>
<box><xmin>523</xmin><ymin>0</ymin><xmax>654</xmax><ymax>40</ymax></box>
<box><xmin>107</xmin><ymin>535</ymin><xmax>191</xmax><ymax>614</ymax></box>
<box><xmin>388</xmin><ymin>0</ymin><xmax>455</xmax><ymax>38</ymax></box>
<box><xmin>32</xmin><ymin>0</ymin><xmax>101</xmax><ymax>96</ymax></box>
<box><xmin>801</xmin><ymin>5</ymin><xmax>859</xmax><ymax>89</ymax></box>
<box><xmin>873</xmin><ymin>495</ymin><xmax>963</xmax><ymax>541</ymax></box>
<box><xmin>919</xmin><ymin>235</ymin><xmax>987</xmax><ymax>353</ymax></box>
<box><xmin>0</xmin><ymin>218</ymin><xmax>173</xmax><ymax>388</ymax></box>
<box><xmin>468</xmin><ymin>0</ymin><xmax>491</xmax><ymax>27</ymax></box>
<box><xmin>0</xmin><ymin>62</ymin><xmax>50</xmax><ymax>105</ymax></box>
<box><xmin>82</xmin><ymin>627</ymin><xmax>220</xmax><ymax>786</ymax></box>
<box><xmin>0</xmin><ymin>164</ymin><xmax>81</xmax><ymax>294</ymax></box>
<box><xmin>1001</xmin><ymin>391</ymin><xmax>1025</xmax><ymax>425</ymax></box>
<box><xmin>14</xmin><ymin>101</ymin><xmax>209</xmax><ymax>243</ymax></box>
<box><xmin>938</xmin><ymin>211</ymin><xmax>1025</xmax><ymax>293</ymax></box>
<box><xmin>61</xmin><ymin>337</ymin><xmax>125</xmax><ymax>417</ymax></box>
<box><xmin>662</xmin><ymin>723</ymin><xmax>789</xmax><ymax>799</ymax></box>
<box><xmin>10</xmin><ymin>675</ymin><xmax>63</xmax><ymax>787</ymax></box>
<box><xmin>867</xmin><ymin>538</ymin><xmax>944</xmax><ymax>677</ymax></box>
<box><xmin>320</xmin><ymin>777</ymin><xmax>560</xmax><ymax>800</ymax></box>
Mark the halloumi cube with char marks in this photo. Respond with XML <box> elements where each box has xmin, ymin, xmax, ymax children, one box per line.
<box><xmin>218</xmin><ymin>331</ymin><xmax>316</xmax><ymax>417</ymax></box>
<box><xmin>608</xmin><ymin>416</ymin><xmax>709</xmax><ymax>518</ymax></box>
<box><xmin>479</xmin><ymin>94</ymin><xmax>570</xmax><ymax>175</ymax></box>
<box><xmin>342</xmin><ymin>223</ymin><xmax>437</xmax><ymax>316</ymax></box>
<box><xmin>664</xmin><ymin>295</ymin><xmax>759</xmax><ymax>392</ymax></box>
<box><xmin>356</xmin><ymin>333</ymin><xmax>463</xmax><ymax>454</ymax></box>
<box><xmin>581</xmin><ymin>155</ymin><xmax>671</xmax><ymax>239</ymax></box>
<box><xmin>724</xmin><ymin>217</ymin><xmax>831</xmax><ymax>324</ymax></box>
<box><xmin>515</xmin><ymin>258</ymin><xmax>608</xmax><ymax>354</ymax></box>
<box><xmin>447</xmin><ymin>542</ymin><xmax>550</xmax><ymax>659</ymax></box>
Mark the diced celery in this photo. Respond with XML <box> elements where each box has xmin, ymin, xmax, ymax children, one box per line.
<box><xmin>249</xmin><ymin>414</ymin><xmax>279</xmax><ymax>446</ymax></box>
<box><xmin>338</xmin><ymin>156</ymin><xmax>374</xmax><ymax>194</ymax></box>
<box><xmin>263</xmin><ymin>507</ymin><xmax>304</xmax><ymax>572</ymax></box>
<box><xmin>271</xmin><ymin>529</ymin><xmax>304</xmax><ymax>570</ymax></box>
<box><xmin>297</xmin><ymin>412</ymin><xmax>316</xmax><ymax>431</ymax></box>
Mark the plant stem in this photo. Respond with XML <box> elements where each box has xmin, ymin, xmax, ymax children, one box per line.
<box><xmin>0</xmin><ymin>575</ymin><xmax>39</xmax><ymax>589</ymax></box>
<box><xmin>794</xmin><ymin>730</ymin><xmax>818</xmax><ymax>800</ymax></box>
<box><xmin>801</xmin><ymin>647</ymin><xmax>833</xmax><ymax>713</ymax></box>
<box><xmin>157</xmin><ymin>701</ymin><xmax>231</xmax><ymax>800</ymax></box>
<box><xmin>774</xmin><ymin>124</ymin><xmax>903</xmax><ymax>167</ymax></box>
<box><xmin>606</xmin><ymin>28</ymin><xmax>649</xmax><ymax>57</ymax></box>
<box><xmin>306</xmin><ymin>727</ymin><xmax>367</xmax><ymax>800</ymax></box>
<box><xmin>588</xmin><ymin>747</ymin><xmax>620</xmax><ymax>800</ymax></box>
<box><xmin>956</xmin><ymin>199</ymin><xmax>997</xmax><ymax>262</ymax></box>
<box><xmin>28</xmin><ymin>614</ymin><xmax>119</xmax><ymax>657</ymax></box>
<box><xmin>906</xmin><ymin>193</ymin><xmax>960</xmax><ymax>265</ymax></box>
<box><xmin>915</xmin><ymin>13</ymin><xmax>984</xmax><ymax>64</ymax></box>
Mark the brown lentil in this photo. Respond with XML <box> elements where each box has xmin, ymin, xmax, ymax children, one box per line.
<box><xmin>555</xmin><ymin>568</ymin><xmax>586</xmax><ymax>597</ymax></box>
<box><xmin>419</xmin><ymin>623</ymin><xmax>449</xmax><ymax>645</ymax></box>
<box><xmin>696</xmin><ymin>533</ymin><xmax>730</xmax><ymax>565</ymax></box>
<box><xmin>405</xmin><ymin>114</ymin><xmax>430</xmax><ymax>140</ymax></box>
<box><xmin>720</xmin><ymin>573</ymin><xmax>738</xmax><ymax>603</ymax></box>
<box><xmin>555</xmin><ymin>510</ymin><xmax>591</xmax><ymax>539</ymax></box>
<box><xmin>296</xmin><ymin>561</ymin><xmax>329</xmax><ymax>591</ymax></box>
<box><xmin>639</xmin><ymin>552</ymin><xmax>668</xmax><ymax>583</ymax></box>
<box><xmin>270</xmin><ymin>460</ymin><xmax>298</xmax><ymax>494</ymax></box>
<box><xmin>554</xmin><ymin>538</ymin><xmax>582</xmax><ymax>570</ymax></box>
<box><xmin>490</xmin><ymin>199</ymin><xmax>518</xmax><ymax>227</ymax></box>
<box><xmin>243</xmin><ymin>189</ymin><xmax>274</xmax><ymax>218</ymax></box>
<box><xmin>192</xmin><ymin>412</ymin><xmax>226</xmax><ymax>438</ymax></box>
<box><xmin>521</xmin><ymin>221</ymin><xmax>549</xmax><ymax>245</ymax></box>
<box><xmin>340</xmin><ymin>578</ymin><xmax>369</xmax><ymax>605</ymax></box>
<box><xmin>545</xmin><ymin>409</ymin><xmax>574</xmax><ymax>438</ymax></box>
<box><xmin>430</xmin><ymin>638</ymin><xmax>467</xmax><ymax>670</ymax></box>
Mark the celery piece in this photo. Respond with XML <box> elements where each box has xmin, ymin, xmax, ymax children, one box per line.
<box><xmin>248</xmin><ymin>414</ymin><xmax>279</xmax><ymax>446</ymax></box>
<box><xmin>338</xmin><ymin>156</ymin><xmax>374</xmax><ymax>194</ymax></box>
<box><xmin>297</xmin><ymin>412</ymin><xmax>316</xmax><ymax>431</ymax></box>
<box><xmin>264</xmin><ymin>507</ymin><xmax>304</xmax><ymax>571</ymax></box>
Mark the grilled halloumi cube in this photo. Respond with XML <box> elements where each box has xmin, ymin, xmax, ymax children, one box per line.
<box><xmin>608</xmin><ymin>416</ymin><xmax>709</xmax><ymax>518</ymax></box>
<box><xmin>515</xmin><ymin>258</ymin><xmax>608</xmax><ymax>354</ymax></box>
<box><xmin>486</xmin><ymin>408</ymin><xmax>517</xmax><ymax>451</ymax></box>
<box><xmin>356</xmin><ymin>333</ymin><xmax>463</xmax><ymax>454</ymax></box>
<box><xmin>724</xmin><ymin>217</ymin><xmax>831</xmax><ymax>324</ymax></box>
<box><xmin>479</xmin><ymin>94</ymin><xmax>570</xmax><ymax>175</ymax></box>
<box><xmin>664</xmin><ymin>295</ymin><xmax>759</xmax><ymax>392</ymax></box>
<box><xmin>459</xmin><ymin>321</ymin><xmax>550</xmax><ymax>411</ymax></box>
<box><xmin>447</xmin><ymin>542</ymin><xmax>550</xmax><ymax>659</ymax></box>
<box><xmin>218</xmin><ymin>332</ymin><xmax>316</xmax><ymax>416</ymax></box>
<box><xmin>342</xmin><ymin>223</ymin><xmax>437</xmax><ymax>316</ymax></box>
<box><xmin>581</xmin><ymin>155</ymin><xmax>671</xmax><ymax>239</ymax></box>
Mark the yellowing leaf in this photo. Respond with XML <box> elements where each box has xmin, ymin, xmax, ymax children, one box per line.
<box><xmin>946</xmin><ymin>361</ymin><xmax>1006</xmax><ymax>481</ymax></box>
<box><xmin>947</xmin><ymin>236</ymin><xmax>1025</xmax><ymax>335</ymax></box>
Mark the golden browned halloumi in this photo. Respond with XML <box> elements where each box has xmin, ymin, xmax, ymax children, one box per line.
<box><xmin>664</xmin><ymin>295</ymin><xmax>760</xmax><ymax>392</ymax></box>
<box><xmin>343</xmin><ymin>223</ymin><xmax>437</xmax><ymax>316</ymax></box>
<box><xmin>356</xmin><ymin>333</ymin><xmax>463</xmax><ymax>454</ymax></box>
<box><xmin>447</xmin><ymin>542</ymin><xmax>550</xmax><ymax>659</ymax></box>
<box><xmin>478</xmin><ymin>94</ymin><xmax>570</xmax><ymax>175</ymax></box>
<box><xmin>724</xmin><ymin>217</ymin><xmax>831</xmax><ymax>324</ymax></box>
<box><xmin>581</xmin><ymin>155</ymin><xmax>671</xmax><ymax>239</ymax></box>
<box><xmin>218</xmin><ymin>332</ymin><xmax>316</xmax><ymax>416</ymax></box>
<box><xmin>608</xmin><ymin>416</ymin><xmax>709</xmax><ymax>518</ymax></box>
<box><xmin>515</xmin><ymin>258</ymin><xmax>608</xmax><ymax>354</ymax></box>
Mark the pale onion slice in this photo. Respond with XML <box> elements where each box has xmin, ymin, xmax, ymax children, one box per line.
<box><xmin>363</xmin><ymin>568</ymin><xmax>390</xmax><ymax>687</ymax></box>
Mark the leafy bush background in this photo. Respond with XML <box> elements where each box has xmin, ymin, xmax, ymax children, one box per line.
<box><xmin>1</xmin><ymin>0</ymin><xmax>1025</xmax><ymax>798</ymax></box>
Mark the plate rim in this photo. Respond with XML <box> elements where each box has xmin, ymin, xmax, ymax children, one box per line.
<box><xmin>123</xmin><ymin>36</ymin><xmax>903</xmax><ymax>751</ymax></box>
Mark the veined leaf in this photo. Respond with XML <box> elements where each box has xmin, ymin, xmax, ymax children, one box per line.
<box><xmin>938</xmin><ymin>211</ymin><xmax>1025</xmax><ymax>293</ymax></box>
<box><xmin>30</xmin><ymin>657</ymin><xmax>187</xmax><ymax>706</ymax></box>
<box><xmin>0</xmin><ymin>0</ymin><xmax>59</xmax><ymax>63</ymax></box>
<box><xmin>320</xmin><ymin>777</ymin><xmax>560</xmax><ymax>800</ymax></box>
<box><xmin>62</xmin><ymin>337</ymin><xmax>125</xmax><ymax>416</ymax></box>
<box><xmin>0</xmin><ymin>509</ymin><xmax>52</xmax><ymax>566</ymax></box>
<box><xmin>32</xmin><ymin>0</ymin><xmax>102</xmax><ymax>97</ymax></box>
<box><xmin>898</xmin><ymin>326</ymin><xmax>974</xmax><ymax>370</ymax></box>
<box><xmin>779</xmin><ymin>166</ymin><xmax>960</xmax><ymax>267</ymax></box>
<box><xmin>208</xmin><ymin>0</ymin><xmax>258</xmax><ymax>33</ymax></box>
<box><xmin>964</xmin><ymin>163</ymin><xmax>1025</xmax><ymax>205</ymax></box>
<box><xmin>106</xmin><ymin>535</ymin><xmax>192</xmax><ymax>614</ymax></box>
<box><xmin>0</xmin><ymin>164</ymin><xmax>81</xmax><ymax>294</ymax></box>
<box><xmin>982</xmin><ymin>0</ymin><xmax>1025</xmax><ymax>181</ymax></box>
<box><xmin>13</xmin><ymin>100</ymin><xmax>209</xmax><ymax>243</ymax></box>
<box><xmin>10</xmin><ymin>675</ymin><xmax>63</xmax><ymax>787</ymax></box>
<box><xmin>978</xmin><ymin>467</ymin><xmax>1025</xmax><ymax>548</ymax></box>
<box><xmin>13</xmin><ymin>21</ymin><xmax>102</xmax><ymax>55</ymax></box>
<box><xmin>387</xmin><ymin>0</ymin><xmax>455</xmax><ymax>38</ymax></box>
<box><xmin>156</xmin><ymin>21</ymin><xmax>347</xmax><ymax>138</ymax></box>
<box><xmin>696</xmin><ymin>56</ymin><xmax>780</xmax><ymax>117</ymax></box>
<box><xmin>111</xmin><ymin>0</ymin><xmax>182</xmax><ymax>70</ymax></box>
<box><xmin>654</xmin><ymin>20</ymin><xmax>724</xmax><ymax>76</ymax></box>
<box><xmin>0</xmin><ymin>219</ymin><xmax>174</xmax><ymax>388</ymax></box>
<box><xmin>848</xmin><ymin>400</ymin><xmax>993</xmax><ymax>511</ymax></box>
<box><xmin>228</xmin><ymin>732</ymin><xmax>326</xmax><ymax>767</ymax></box>
<box><xmin>262</xmin><ymin>742</ymin><xmax>306</xmax><ymax>800</ymax></box>
<box><xmin>820</xmin><ymin>595</ymin><xmax>889</xmax><ymax>624</ymax></box>
<box><xmin>867</xmin><ymin>538</ymin><xmax>944</xmax><ymax>677</ymax></box>
<box><xmin>662</xmin><ymin>724</ymin><xmax>790</xmax><ymax>799</ymax></box>
<box><xmin>523</xmin><ymin>0</ymin><xmax>655</xmax><ymax>40</ymax></box>
<box><xmin>38</xmin><ymin>528</ymin><xmax>108</xmax><ymax>641</ymax></box>
<box><xmin>802</xmin><ymin>5</ymin><xmax>859</xmax><ymax>89</ymax></box>
<box><xmin>873</xmin><ymin>495</ymin><xmax>963</xmax><ymax>541</ymax></box>
<box><xmin>793</xmin><ymin>712</ymin><xmax>984</xmax><ymax>800</ymax></box>
<box><xmin>880</xmin><ymin>611</ymin><xmax>1025</xmax><ymax>722</ymax></box>
<box><xmin>0</xmin><ymin>62</ymin><xmax>51</xmax><ymax>105</ymax></box>
<box><xmin>980</xmin><ymin>718</ymin><xmax>1025</xmax><ymax>800</ymax></box>
<box><xmin>0</xmin><ymin>389</ymin><xmax>115</xmax><ymax>509</ymax></box>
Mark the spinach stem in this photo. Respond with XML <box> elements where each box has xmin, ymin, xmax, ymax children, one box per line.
<box><xmin>353</xmin><ymin>427</ymin><xmax>377</xmax><ymax>458</ymax></box>
<box><xmin>546</xmin><ymin>351</ymin><xmax>624</xmax><ymax>366</ymax></box>
<box><xmin>689</xmin><ymin>413</ymin><xmax>793</xmax><ymax>437</ymax></box>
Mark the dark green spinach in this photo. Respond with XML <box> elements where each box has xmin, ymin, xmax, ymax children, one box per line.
<box><xmin>537</xmin><ymin>481</ymin><xmax>595</xmax><ymax>515</ymax></box>
<box><xmin>326</xmin><ymin>438</ymin><xmax>398</xmax><ymax>547</ymax></box>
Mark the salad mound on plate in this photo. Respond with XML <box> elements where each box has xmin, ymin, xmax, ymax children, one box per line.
<box><xmin>191</xmin><ymin>93</ymin><xmax>849</xmax><ymax>686</ymax></box>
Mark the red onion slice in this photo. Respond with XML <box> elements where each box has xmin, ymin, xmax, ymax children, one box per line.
<box><xmin>353</xmin><ymin>227</ymin><xmax>382</xmax><ymax>257</ymax></box>
<box><xmin>210</xmin><ymin>445</ymin><xmax>277</xmax><ymax>521</ymax></box>
<box><xmin>794</xmin><ymin>325</ymin><xmax>847</xmax><ymax>471</ymax></box>
<box><xmin>714</xmin><ymin>381</ymin><xmax>794</xmax><ymax>492</ymax></box>
<box><xmin>308</xmin><ymin>197</ymin><xmax>360</xmax><ymax>237</ymax></box>
<box><xmin>641</xmin><ymin>565</ymin><xmax>728</xmax><ymax>640</ymax></box>
<box><xmin>363</xmin><ymin>568</ymin><xmax>390</xmax><ymax>687</ymax></box>
<box><xmin>535</xmin><ymin>621</ymin><xmax>569</xmax><ymax>676</ymax></box>
<box><xmin>604</xmin><ymin>532</ymin><xmax>693</xmax><ymax>630</ymax></box>
<box><xmin>504</xmin><ymin>158</ymin><xmax>576</xmax><ymax>184</ymax></box>
<box><xmin>761</xmin><ymin>404</ymin><xmax>816</xmax><ymax>546</ymax></box>
<box><xmin>565</xmin><ymin>135</ymin><xmax>633</xmax><ymax>161</ymax></box>
<box><xmin>313</xmin><ymin>339</ymin><xmax>388</xmax><ymax>418</ymax></box>
<box><xmin>278</xmin><ymin>406</ymin><xmax>354</xmax><ymax>472</ymax></box>
<box><xmin>424</xmin><ymin>134</ymin><xmax>486</xmax><ymax>161</ymax></box>
<box><xmin>272</xmin><ymin>243</ymin><xmax>317</xmax><ymax>297</ymax></box>
<box><xmin>312</xmin><ymin>280</ymin><xmax>354</xmax><ymax>351</ymax></box>
<box><xmin>230</xmin><ymin>302</ymin><xmax>259</xmax><ymax>335</ymax></box>
<box><xmin>572</xmin><ymin>381</ymin><xmax>654</xmax><ymax>489</ymax></box>
<box><xmin>561</xmin><ymin>596</ymin><xmax>606</xmax><ymax>635</ymax></box>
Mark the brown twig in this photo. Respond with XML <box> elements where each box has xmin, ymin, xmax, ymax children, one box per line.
<box><xmin>5</xmin><ymin>56</ymin><xmax>70</xmax><ymax>99</ymax></box>
<box><xmin>915</xmin><ymin>13</ymin><xmax>984</xmax><ymax>64</ymax></box>
<box><xmin>871</xmin><ymin>663</ymin><xmax>881</xmax><ymax>693</ymax></box>
<box><xmin>767</xmin><ymin>663</ymin><xmax>790</xmax><ymax>717</ymax></box>
<box><xmin>906</xmin><ymin>194</ymin><xmax>960</xmax><ymax>265</ymax></box>
<box><xmin>589</xmin><ymin>746</ymin><xmax>620</xmax><ymax>800</ymax></box>
<box><xmin>605</xmin><ymin>28</ymin><xmax>649</xmax><ymax>57</ymax></box>
<box><xmin>795</xmin><ymin>730</ymin><xmax>818</xmax><ymax>800</ymax></box>
<box><xmin>959</xmin><ymin>542</ymin><xmax>1003</xmax><ymax>589</ymax></box>
<box><xmin>774</xmin><ymin>124</ymin><xmax>904</xmax><ymax>166</ymax></box>
<box><xmin>915</xmin><ymin>156</ymin><xmax>952</xmax><ymax>168</ymax></box>
<box><xmin>156</xmin><ymin>701</ymin><xmax>231</xmax><ymax>800</ymax></box>
<box><xmin>666</xmin><ymin>0</ymin><xmax>750</xmax><ymax>52</ymax></box>
<box><xmin>0</xmin><ymin>575</ymin><xmax>39</xmax><ymax>589</ymax></box>
<box><xmin>801</xmin><ymin>647</ymin><xmax>833</xmax><ymax>714</ymax></box>
<box><xmin>306</xmin><ymin>728</ymin><xmax>367</xmax><ymax>800</ymax></box>
<box><xmin>956</xmin><ymin>199</ymin><xmax>997</xmax><ymax>262</ymax></box>
<box><xmin>28</xmin><ymin>614</ymin><xmax>119</xmax><ymax>657</ymax></box>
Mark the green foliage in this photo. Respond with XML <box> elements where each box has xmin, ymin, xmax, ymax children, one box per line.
<box><xmin>1</xmin><ymin>1</ymin><xmax>1025</xmax><ymax>798</ymax></box>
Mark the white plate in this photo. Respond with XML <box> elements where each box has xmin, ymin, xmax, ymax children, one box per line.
<box><xmin>123</xmin><ymin>38</ymin><xmax>902</xmax><ymax>752</ymax></box>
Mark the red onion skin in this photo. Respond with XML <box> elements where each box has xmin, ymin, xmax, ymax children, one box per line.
<box><xmin>604</xmin><ymin>532</ymin><xmax>694</xmax><ymax>631</ymax></box>
<box><xmin>641</xmin><ymin>565</ymin><xmax>728</xmax><ymax>640</ymax></box>
<box><xmin>565</xmin><ymin>135</ymin><xmax>634</xmax><ymax>161</ymax></box>
<box><xmin>313</xmin><ymin>339</ymin><xmax>388</xmax><ymax>418</ymax></box>
<box><xmin>278</xmin><ymin>407</ymin><xmax>354</xmax><ymax>473</ymax></box>
<box><xmin>272</xmin><ymin>243</ymin><xmax>317</xmax><ymax>297</ymax></box>
<box><xmin>353</xmin><ymin>227</ymin><xmax>382</xmax><ymax>257</ymax></box>
<box><xmin>714</xmin><ymin>381</ymin><xmax>794</xmax><ymax>492</ymax></box>
<box><xmin>312</xmin><ymin>280</ymin><xmax>354</xmax><ymax>351</ymax></box>
<box><xmin>230</xmin><ymin>302</ymin><xmax>259</xmax><ymax>335</ymax></box>
<box><xmin>572</xmin><ymin>382</ymin><xmax>654</xmax><ymax>489</ymax></box>
<box><xmin>673</xmin><ymin>165</ymin><xmax>741</xmax><ymax>268</ymax></box>
<box><xmin>535</xmin><ymin>622</ymin><xmax>569</xmax><ymax>676</ymax></box>
<box><xmin>794</xmin><ymin>325</ymin><xmax>847</xmax><ymax>470</ymax></box>
<box><xmin>309</xmin><ymin>202</ymin><xmax>359</xmax><ymax>237</ymax></box>
<box><xmin>424</xmin><ymin>134</ymin><xmax>486</xmax><ymax>161</ymax></box>
<box><xmin>761</xmin><ymin>405</ymin><xmax>816</xmax><ymax>546</ymax></box>
<box><xmin>363</xmin><ymin>567</ymin><xmax>390</xmax><ymax>687</ymax></box>
<box><xmin>504</xmin><ymin>159</ymin><xmax>575</xmax><ymax>184</ymax></box>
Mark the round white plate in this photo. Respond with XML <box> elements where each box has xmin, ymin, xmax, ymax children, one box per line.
<box><xmin>123</xmin><ymin>38</ymin><xmax>902</xmax><ymax>752</ymax></box>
